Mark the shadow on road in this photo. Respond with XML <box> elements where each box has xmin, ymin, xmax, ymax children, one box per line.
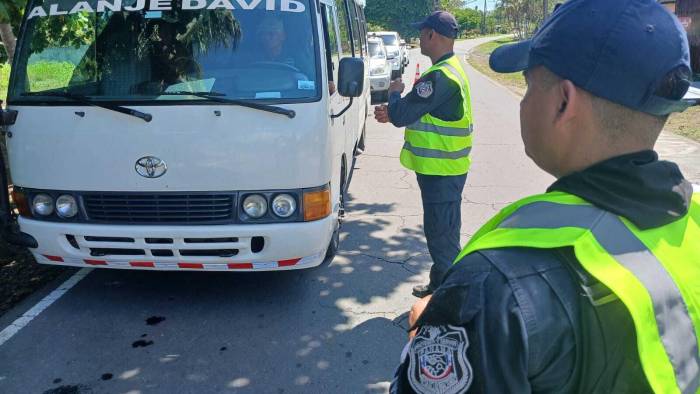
<box><xmin>1</xmin><ymin>195</ymin><xmax>431</xmax><ymax>394</ymax></box>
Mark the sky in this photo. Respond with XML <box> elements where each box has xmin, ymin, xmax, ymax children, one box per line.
<box><xmin>463</xmin><ymin>0</ymin><xmax>499</xmax><ymax>11</ymax></box>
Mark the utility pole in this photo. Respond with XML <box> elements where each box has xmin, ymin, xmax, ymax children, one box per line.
<box><xmin>434</xmin><ymin>0</ymin><xmax>440</xmax><ymax>11</ymax></box>
<box><xmin>544</xmin><ymin>0</ymin><xmax>549</xmax><ymax>18</ymax></box>
<box><xmin>482</xmin><ymin>0</ymin><xmax>487</xmax><ymax>34</ymax></box>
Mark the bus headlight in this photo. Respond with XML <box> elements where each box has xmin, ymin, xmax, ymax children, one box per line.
<box><xmin>272</xmin><ymin>194</ymin><xmax>297</xmax><ymax>218</ymax></box>
<box><xmin>32</xmin><ymin>194</ymin><xmax>54</xmax><ymax>216</ymax></box>
<box><xmin>56</xmin><ymin>195</ymin><xmax>78</xmax><ymax>218</ymax></box>
<box><xmin>243</xmin><ymin>194</ymin><xmax>267</xmax><ymax>218</ymax></box>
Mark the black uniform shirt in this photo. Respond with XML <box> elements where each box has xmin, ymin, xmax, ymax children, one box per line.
<box><xmin>390</xmin><ymin>151</ymin><xmax>693</xmax><ymax>393</ymax></box>
<box><xmin>388</xmin><ymin>52</ymin><xmax>464</xmax><ymax>128</ymax></box>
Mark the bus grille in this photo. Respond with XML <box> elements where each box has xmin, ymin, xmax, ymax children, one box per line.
<box><xmin>82</xmin><ymin>193</ymin><xmax>236</xmax><ymax>223</ymax></box>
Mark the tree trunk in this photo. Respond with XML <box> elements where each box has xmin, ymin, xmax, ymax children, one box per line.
<box><xmin>0</xmin><ymin>23</ymin><xmax>16</xmax><ymax>63</ymax></box>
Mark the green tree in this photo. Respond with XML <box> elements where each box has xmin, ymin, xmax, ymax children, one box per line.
<box><xmin>496</xmin><ymin>0</ymin><xmax>559</xmax><ymax>39</ymax></box>
<box><xmin>454</xmin><ymin>7</ymin><xmax>481</xmax><ymax>34</ymax></box>
<box><xmin>365</xmin><ymin>0</ymin><xmax>432</xmax><ymax>39</ymax></box>
<box><xmin>439</xmin><ymin>0</ymin><xmax>465</xmax><ymax>13</ymax></box>
<box><xmin>0</xmin><ymin>0</ymin><xmax>26</xmax><ymax>62</ymax></box>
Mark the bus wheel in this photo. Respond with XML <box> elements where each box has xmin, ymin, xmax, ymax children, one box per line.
<box><xmin>324</xmin><ymin>160</ymin><xmax>346</xmax><ymax>264</ymax></box>
<box><xmin>355</xmin><ymin>124</ymin><xmax>366</xmax><ymax>157</ymax></box>
<box><xmin>325</xmin><ymin>223</ymin><xmax>340</xmax><ymax>261</ymax></box>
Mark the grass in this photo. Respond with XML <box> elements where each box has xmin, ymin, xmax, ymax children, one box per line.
<box><xmin>1</xmin><ymin>62</ymin><xmax>76</xmax><ymax>107</ymax></box>
<box><xmin>0</xmin><ymin>63</ymin><xmax>9</xmax><ymax>106</ymax></box>
<box><xmin>665</xmin><ymin>106</ymin><xmax>700</xmax><ymax>142</ymax></box>
<box><xmin>467</xmin><ymin>37</ymin><xmax>526</xmax><ymax>96</ymax></box>
<box><xmin>26</xmin><ymin>61</ymin><xmax>75</xmax><ymax>92</ymax></box>
<box><xmin>467</xmin><ymin>38</ymin><xmax>700</xmax><ymax>142</ymax></box>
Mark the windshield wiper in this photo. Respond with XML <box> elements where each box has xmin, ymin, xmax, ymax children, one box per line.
<box><xmin>23</xmin><ymin>91</ymin><xmax>152</xmax><ymax>122</ymax></box>
<box><xmin>161</xmin><ymin>91</ymin><xmax>296</xmax><ymax>119</ymax></box>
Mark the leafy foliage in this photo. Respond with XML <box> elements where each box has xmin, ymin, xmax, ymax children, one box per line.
<box><xmin>498</xmin><ymin>0</ymin><xmax>558</xmax><ymax>39</ymax></box>
<box><xmin>0</xmin><ymin>0</ymin><xmax>25</xmax><ymax>26</ymax></box>
<box><xmin>366</xmin><ymin>0</ymin><xmax>513</xmax><ymax>38</ymax></box>
<box><xmin>453</xmin><ymin>7</ymin><xmax>481</xmax><ymax>32</ymax></box>
<box><xmin>29</xmin><ymin>12</ymin><xmax>96</xmax><ymax>54</ymax></box>
<box><xmin>365</xmin><ymin>0</ymin><xmax>432</xmax><ymax>38</ymax></box>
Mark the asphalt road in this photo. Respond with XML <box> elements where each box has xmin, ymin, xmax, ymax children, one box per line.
<box><xmin>1</xmin><ymin>36</ymin><xmax>698</xmax><ymax>394</ymax></box>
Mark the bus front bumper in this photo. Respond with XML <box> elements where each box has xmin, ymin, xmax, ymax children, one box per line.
<box><xmin>19</xmin><ymin>216</ymin><xmax>336</xmax><ymax>271</ymax></box>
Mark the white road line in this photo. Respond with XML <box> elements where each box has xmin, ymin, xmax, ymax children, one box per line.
<box><xmin>0</xmin><ymin>268</ymin><xmax>92</xmax><ymax>347</ymax></box>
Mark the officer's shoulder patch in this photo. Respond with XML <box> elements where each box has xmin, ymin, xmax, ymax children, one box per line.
<box><xmin>414</xmin><ymin>81</ymin><xmax>434</xmax><ymax>99</ymax></box>
<box><xmin>408</xmin><ymin>325</ymin><xmax>473</xmax><ymax>394</ymax></box>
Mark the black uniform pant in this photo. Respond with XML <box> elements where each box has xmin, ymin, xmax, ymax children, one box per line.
<box><xmin>416</xmin><ymin>172</ymin><xmax>468</xmax><ymax>288</ymax></box>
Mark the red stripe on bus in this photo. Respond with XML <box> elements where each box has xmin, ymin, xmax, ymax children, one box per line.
<box><xmin>84</xmin><ymin>259</ymin><xmax>107</xmax><ymax>266</ymax></box>
<box><xmin>228</xmin><ymin>263</ymin><xmax>254</xmax><ymax>269</ymax></box>
<box><xmin>178</xmin><ymin>263</ymin><xmax>204</xmax><ymax>269</ymax></box>
<box><xmin>43</xmin><ymin>255</ymin><xmax>64</xmax><ymax>262</ymax></box>
<box><xmin>278</xmin><ymin>258</ymin><xmax>301</xmax><ymax>267</ymax></box>
<box><xmin>130</xmin><ymin>262</ymin><xmax>155</xmax><ymax>268</ymax></box>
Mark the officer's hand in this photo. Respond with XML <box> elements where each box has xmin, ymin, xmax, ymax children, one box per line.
<box><xmin>408</xmin><ymin>295</ymin><xmax>432</xmax><ymax>339</ymax></box>
<box><xmin>374</xmin><ymin>104</ymin><xmax>390</xmax><ymax>123</ymax></box>
<box><xmin>389</xmin><ymin>78</ymin><xmax>405</xmax><ymax>94</ymax></box>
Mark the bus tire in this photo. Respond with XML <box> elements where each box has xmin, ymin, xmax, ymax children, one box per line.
<box><xmin>323</xmin><ymin>161</ymin><xmax>346</xmax><ymax>265</ymax></box>
<box><xmin>324</xmin><ymin>224</ymin><xmax>340</xmax><ymax>261</ymax></box>
<box><xmin>355</xmin><ymin>124</ymin><xmax>366</xmax><ymax>157</ymax></box>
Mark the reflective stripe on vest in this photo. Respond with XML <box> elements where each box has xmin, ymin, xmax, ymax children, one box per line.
<box><xmin>405</xmin><ymin>122</ymin><xmax>474</xmax><ymax>137</ymax></box>
<box><xmin>401</xmin><ymin>55</ymin><xmax>473</xmax><ymax>176</ymax></box>
<box><xmin>402</xmin><ymin>142</ymin><xmax>471</xmax><ymax>160</ymax></box>
<box><xmin>454</xmin><ymin>191</ymin><xmax>700</xmax><ymax>394</ymax></box>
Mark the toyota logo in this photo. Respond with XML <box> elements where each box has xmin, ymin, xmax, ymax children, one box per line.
<box><xmin>135</xmin><ymin>156</ymin><xmax>167</xmax><ymax>178</ymax></box>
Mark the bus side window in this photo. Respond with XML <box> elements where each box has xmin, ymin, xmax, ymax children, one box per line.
<box><xmin>321</xmin><ymin>4</ymin><xmax>341</xmax><ymax>95</ymax></box>
<box><xmin>335</xmin><ymin>0</ymin><xmax>353</xmax><ymax>56</ymax></box>
<box><xmin>358</xmin><ymin>5</ymin><xmax>368</xmax><ymax>56</ymax></box>
<box><xmin>348</xmin><ymin>1</ymin><xmax>363</xmax><ymax>57</ymax></box>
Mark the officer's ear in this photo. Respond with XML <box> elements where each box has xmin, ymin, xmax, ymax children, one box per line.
<box><xmin>555</xmin><ymin>79</ymin><xmax>579</xmax><ymax>125</ymax></box>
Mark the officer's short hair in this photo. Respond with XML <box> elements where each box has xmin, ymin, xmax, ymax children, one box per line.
<box><xmin>535</xmin><ymin>66</ymin><xmax>690</xmax><ymax>146</ymax></box>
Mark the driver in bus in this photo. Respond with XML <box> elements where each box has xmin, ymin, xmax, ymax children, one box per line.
<box><xmin>255</xmin><ymin>16</ymin><xmax>312</xmax><ymax>75</ymax></box>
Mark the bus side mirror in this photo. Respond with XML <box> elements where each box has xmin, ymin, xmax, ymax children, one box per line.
<box><xmin>338</xmin><ymin>57</ymin><xmax>364</xmax><ymax>98</ymax></box>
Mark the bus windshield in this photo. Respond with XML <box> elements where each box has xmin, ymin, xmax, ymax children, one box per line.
<box><xmin>9</xmin><ymin>0</ymin><xmax>320</xmax><ymax>103</ymax></box>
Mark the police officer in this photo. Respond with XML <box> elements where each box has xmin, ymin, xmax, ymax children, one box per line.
<box><xmin>374</xmin><ymin>11</ymin><xmax>474</xmax><ymax>298</ymax></box>
<box><xmin>392</xmin><ymin>0</ymin><xmax>700</xmax><ymax>392</ymax></box>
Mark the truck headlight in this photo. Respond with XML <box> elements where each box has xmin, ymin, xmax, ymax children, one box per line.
<box><xmin>243</xmin><ymin>194</ymin><xmax>267</xmax><ymax>218</ymax></box>
<box><xmin>32</xmin><ymin>194</ymin><xmax>54</xmax><ymax>216</ymax></box>
<box><xmin>56</xmin><ymin>195</ymin><xmax>78</xmax><ymax>218</ymax></box>
<box><xmin>272</xmin><ymin>194</ymin><xmax>297</xmax><ymax>218</ymax></box>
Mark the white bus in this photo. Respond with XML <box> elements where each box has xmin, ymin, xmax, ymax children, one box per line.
<box><xmin>0</xmin><ymin>0</ymin><xmax>371</xmax><ymax>271</ymax></box>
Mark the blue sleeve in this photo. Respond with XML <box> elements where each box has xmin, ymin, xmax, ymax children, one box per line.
<box><xmin>387</xmin><ymin>70</ymin><xmax>461</xmax><ymax>128</ymax></box>
<box><xmin>390</xmin><ymin>249</ymin><xmax>578</xmax><ymax>393</ymax></box>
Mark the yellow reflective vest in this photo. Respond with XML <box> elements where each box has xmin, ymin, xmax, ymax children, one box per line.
<box><xmin>400</xmin><ymin>55</ymin><xmax>474</xmax><ymax>176</ymax></box>
<box><xmin>454</xmin><ymin>188</ymin><xmax>700</xmax><ymax>394</ymax></box>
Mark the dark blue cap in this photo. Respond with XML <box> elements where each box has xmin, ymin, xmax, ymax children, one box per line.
<box><xmin>490</xmin><ymin>0</ymin><xmax>691</xmax><ymax>115</ymax></box>
<box><xmin>412</xmin><ymin>11</ymin><xmax>459</xmax><ymax>39</ymax></box>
